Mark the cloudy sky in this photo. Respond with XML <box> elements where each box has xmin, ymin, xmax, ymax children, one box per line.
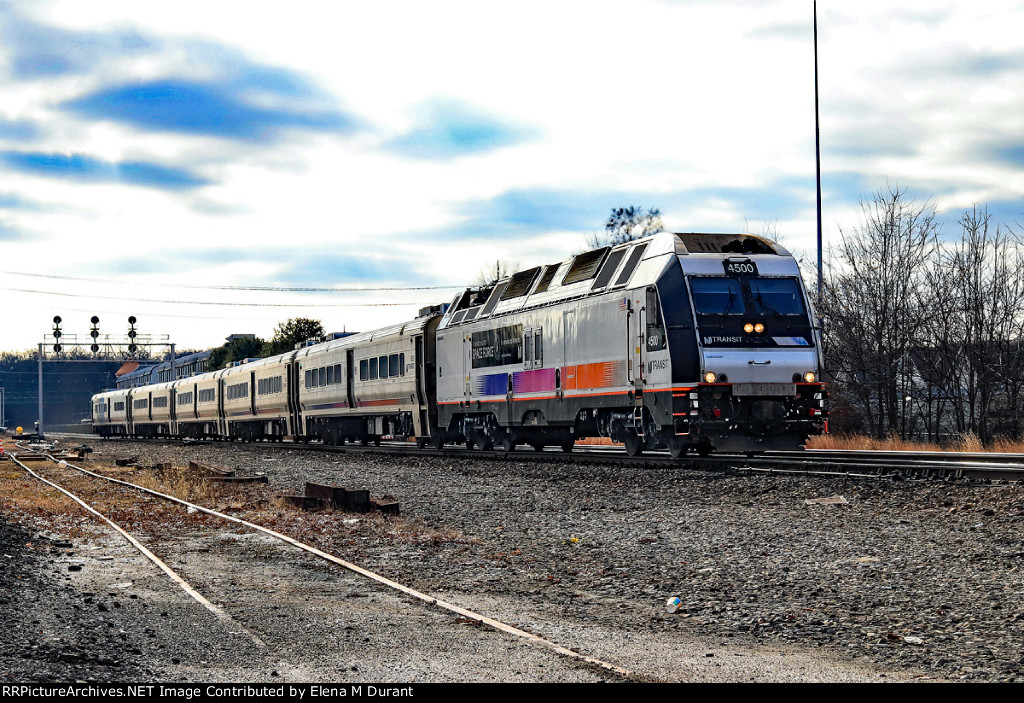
<box><xmin>1</xmin><ymin>0</ymin><xmax>1023</xmax><ymax>353</ymax></box>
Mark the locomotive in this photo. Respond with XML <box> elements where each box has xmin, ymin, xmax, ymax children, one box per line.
<box><xmin>92</xmin><ymin>231</ymin><xmax>827</xmax><ymax>456</ymax></box>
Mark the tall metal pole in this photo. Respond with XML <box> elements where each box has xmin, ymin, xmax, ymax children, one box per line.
<box><xmin>814</xmin><ymin>0</ymin><xmax>824</xmax><ymax>308</ymax></box>
<box><xmin>37</xmin><ymin>342</ymin><xmax>44</xmax><ymax>437</ymax></box>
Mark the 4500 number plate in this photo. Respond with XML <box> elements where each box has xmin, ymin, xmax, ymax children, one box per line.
<box><xmin>722</xmin><ymin>259</ymin><xmax>759</xmax><ymax>275</ymax></box>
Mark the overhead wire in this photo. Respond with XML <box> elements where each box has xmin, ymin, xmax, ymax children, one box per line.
<box><xmin>0</xmin><ymin>285</ymin><xmax>438</xmax><ymax>307</ymax></box>
<box><xmin>1</xmin><ymin>270</ymin><xmax>467</xmax><ymax>293</ymax></box>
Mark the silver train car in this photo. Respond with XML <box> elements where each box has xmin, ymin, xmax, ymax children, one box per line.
<box><xmin>92</xmin><ymin>314</ymin><xmax>442</xmax><ymax>447</ymax></box>
<box><xmin>91</xmin><ymin>232</ymin><xmax>826</xmax><ymax>455</ymax></box>
<box><xmin>432</xmin><ymin>231</ymin><xmax>826</xmax><ymax>455</ymax></box>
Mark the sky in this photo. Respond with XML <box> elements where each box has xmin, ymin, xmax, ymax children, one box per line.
<box><xmin>1</xmin><ymin>0</ymin><xmax>1023</xmax><ymax>353</ymax></box>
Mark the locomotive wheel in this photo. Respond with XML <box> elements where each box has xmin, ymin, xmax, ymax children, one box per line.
<box><xmin>623</xmin><ymin>431</ymin><xmax>644</xmax><ymax>457</ymax></box>
<box><xmin>430</xmin><ymin>434</ymin><xmax>445</xmax><ymax>450</ymax></box>
<box><xmin>416</xmin><ymin>437</ymin><xmax>429</xmax><ymax>449</ymax></box>
<box><xmin>501</xmin><ymin>435</ymin><xmax>517</xmax><ymax>452</ymax></box>
<box><xmin>479</xmin><ymin>437</ymin><xmax>494</xmax><ymax>451</ymax></box>
<box><xmin>466</xmin><ymin>438</ymin><xmax>476</xmax><ymax>450</ymax></box>
<box><xmin>668</xmin><ymin>436</ymin><xmax>687</xmax><ymax>459</ymax></box>
<box><xmin>561</xmin><ymin>438</ymin><xmax>575</xmax><ymax>453</ymax></box>
<box><xmin>373</xmin><ymin>437</ymin><xmax>381</xmax><ymax>447</ymax></box>
<box><xmin>532</xmin><ymin>443</ymin><xmax>545</xmax><ymax>452</ymax></box>
<box><xmin>696</xmin><ymin>443</ymin><xmax>712</xmax><ymax>457</ymax></box>
<box><xmin>361</xmin><ymin>438</ymin><xmax>369</xmax><ymax>446</ymax></box>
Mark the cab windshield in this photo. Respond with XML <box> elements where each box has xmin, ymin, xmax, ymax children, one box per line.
<box><xmin>749</xmin><ymin>278</ymin><xmax>806</xmax><ymax>316</ymax></box>
<box><xmin>690</xmin><ymin>278</ymin><xmax>745</xmax><ymax>315</ymax></box>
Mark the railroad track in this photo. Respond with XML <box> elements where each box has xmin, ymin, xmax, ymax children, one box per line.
<box><xmin>48</xmin><ymin>432</ymin><xmax>1024</xmax><ymax>483</ymax></box>
<box><xmin>5</xmin><ymin>442</ymin><xmax>639</xmax><ymax>682</ymax></box>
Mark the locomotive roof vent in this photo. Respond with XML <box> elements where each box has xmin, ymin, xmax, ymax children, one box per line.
<box><xmin>673</xmin><ymin>233</ymin><xmax>788</xmax><ymax>256</ymax></box>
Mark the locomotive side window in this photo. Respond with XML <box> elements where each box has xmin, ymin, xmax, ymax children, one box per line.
<box><xmin>749</xmin><ymin>278</ymin><xmax>806</xmax><ymax>316</ymax></box>
<box><xmin>360</xmin><ymin>360</ymin><xmax>368</xmax><ymax>381</ymax></box>
<box><xmin>690</xmin><ymin>278</ymin><xmax>746</xmax><ymax>315</ymax></box>
<box><xmin>334</xmin><ymin>364</ymin><xmax>342</xmax><ymax>383</ymax></box>
<box><xmin>389</xmin><ymin>354</ymin><xmax>400</xmax><ymax>377</ymax></box>
<box><xmin>369</xmin><ymin>357</ymin><xmax>378</xmax><ymax>380</ymax></box>
<box><xmin>646</xmin><ymin>288</ymin><xmax>666</xmax><ymax>351</ymax></box>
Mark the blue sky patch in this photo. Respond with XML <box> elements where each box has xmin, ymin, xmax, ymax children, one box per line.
<box><xmin>64</xmin><ymin>80</ymin><xmax>356</xmax><ymax>142</ymax></box>
<box><xmin>0</xmin><ymin>151</ymin><xmax>210</xmax><ymax>190</ymax></box>
<box><xmin>0</xmin><ymin>221</ymin><xmax>27</xmax><ymax>241</ymax></box>
<box><xmin>386</xmin><ymin>99</ymin><xmax>538</xmax><ymax>160</ymax></box>
<box><xmin>96</xmin><ymin>247</ymin><xmax>439</xmax><ymax>289</ymax></box>
<box><xmin>1</xmin><ymin>7</ymin><xmax>156</xmax><ymax>80</ymax></box>
<box><xmin>0</xmin><ymin>118</ymin><xmax>41</xmax><ymax>141</ymax></box>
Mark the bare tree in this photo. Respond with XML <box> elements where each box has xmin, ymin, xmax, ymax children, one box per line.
<box><xmin>937</xmin><ymin>207</ymin><xmax>1024</xmax><ymax>442</ymax></box>
<box><xmin>588</xmin><ymin>206</ymin><xmax>664</xmax><ymax>248</ymax></box>
<box><xmin>473</xmin><ymin>260</ymin><xmax>518</xmax><ymax>286</ymax></box>
<box><xmin>822</xmin><ymin>185</ymin><xmax>939</xmax><ymax>438</ymax></box>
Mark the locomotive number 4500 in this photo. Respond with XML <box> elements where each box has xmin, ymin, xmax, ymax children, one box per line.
<box><xmin>723</xmin><ymin>260</ymin><xmax>758</xmax><ymax>275</ymax></box>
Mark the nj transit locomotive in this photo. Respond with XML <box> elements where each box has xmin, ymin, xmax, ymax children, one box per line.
<box><xmin>92</xmin><ymin>232</ymin><xmax>827</xmax><ymax>456</ymax></box>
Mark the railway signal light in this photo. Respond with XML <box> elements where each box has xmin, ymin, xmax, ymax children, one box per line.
<box><xmin>89</xmin><ymin>316</ymin><xmax>100</xmax><ymax>355</ymax></box>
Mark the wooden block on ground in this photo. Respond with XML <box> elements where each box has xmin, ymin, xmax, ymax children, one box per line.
<box><xmin>281</xmin><ymin>495</ymin><xmax>324</xmax><ymax>510</ymax></box>
<box><xmin>370</xmin><ymin>498</ymin><xmax>400</xmax><ymax>515</ymax></box>
<box><xmin>188</xmin><ymin>460</ymin><xmax>235</xmax><ymax>478</ymax></box>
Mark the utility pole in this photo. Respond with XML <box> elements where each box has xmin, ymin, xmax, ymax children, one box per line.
<box><xmin>814</xmin><ymin>0</ymin><xmax>824</xmax><ymax>308</ymax></box>
<box><xmin>37</xmin><ymin>342</ymin><xmax>43</xmax><ymax>437</ymax></box>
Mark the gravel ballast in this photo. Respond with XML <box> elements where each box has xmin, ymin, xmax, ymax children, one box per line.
<box><xmin>9</xmin><ymin>437</ymin><xmax>1024</xmax><ymax>681</ymax></box>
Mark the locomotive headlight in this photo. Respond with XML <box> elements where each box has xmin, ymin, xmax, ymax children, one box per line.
<box><xmin>754</xmin><ymin>322</ymin><xmax>765</xmax><ymax>334</ymax></box>
<box><xmin>743</xmin><ymin>323</ymin><xmax>754</xmax><ymax>334</ymax></box>
<box><xmin>704</xmin><ymin>371</ymin><xmax>717</xmax><ymax>384</ymax></box>
<box><xmin>804</xmin><ymin>371</ymin><xmax>816</xmax><ymax>383</ymax></box>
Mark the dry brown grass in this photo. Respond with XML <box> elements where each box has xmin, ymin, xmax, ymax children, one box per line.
<box><xmin>574</xmin><ymin>437</ymin><xmax>621</xmax><ymax>446</ymax></box>
<box><xmin>807</xmin><ymin>431</ymin><xmax>1024</xmax><ymax>453</ymax></box>
<box><xmin>130</xmin><ymin>464</ymin><xmax>227</xmax><ymax>503</ymax></box>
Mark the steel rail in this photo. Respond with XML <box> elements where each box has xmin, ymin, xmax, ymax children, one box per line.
<box><xmin>16</xmin><ymin>445</ymin><xmax>639</xmax><ymax>682</ymax></box>
<box><xmin>50</xmin><ymin>431</ymin><xmax>1024</xmax><ymax>481</ymax></box>
<box><xmin>7</xmin><ymin>450</ymin><xmax>266</xmax><ymax>648</ymax></box>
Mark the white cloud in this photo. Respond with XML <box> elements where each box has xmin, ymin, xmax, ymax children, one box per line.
<box><xmin>1</xmin><ymin>1</ymin><xmax>1024</xmax><ymax>350</ymax></box>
